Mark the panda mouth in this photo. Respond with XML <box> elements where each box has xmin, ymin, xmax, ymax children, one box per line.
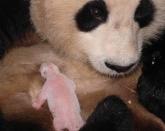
<box><xmin>105</xmin><ymin>62</ymin><xmax>135</xmax><ymax>73</ymax></box>
<box><xmin>89</xmin><ymin>56</ymin><xmax>140</xmax><ymax>76</ymax></box>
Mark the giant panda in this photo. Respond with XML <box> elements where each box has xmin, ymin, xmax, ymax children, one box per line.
<box><xmin>0</xmin><ymin>0</ymin><xmax>165</xmax><ymax>131</ymax></box>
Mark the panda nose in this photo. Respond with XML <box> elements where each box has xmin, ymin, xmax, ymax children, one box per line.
<box><xmin>105</xmin><ymin>62</ymin><xmax>135</xmax><ymax>73</ymax></box>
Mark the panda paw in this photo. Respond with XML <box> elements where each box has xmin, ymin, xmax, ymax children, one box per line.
<box><xmin>80</xmin><ymin>96</ymin><xmax>133</xmax><ymax>131</ymax></box>
<box><xmin>137</xmin><ymin>43</ymin><xmax>165</xmax><ymax>122</ymax></box>
<box><xmin>137</xmin><ymin>73</ymin><xmax>165</xmax><ymax>122</ymax></box>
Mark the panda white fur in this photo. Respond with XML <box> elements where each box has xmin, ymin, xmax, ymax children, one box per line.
<box><xmin>31</xmin><ymin>0</ymin><xmax>165</xmax><ymax>76</ymax></box>
<box><xmin>0</xmin><ymin>0</ymin><xmax>165</xmax><ymax>131</ymax></box>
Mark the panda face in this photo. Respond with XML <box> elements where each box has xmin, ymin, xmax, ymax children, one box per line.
<box><xmin>74</xmin><ymin>0</ymin><xmax>155</xmax><ymax>75</ymax></box>
<box><xmin>31</xmin><ymin>0</ymin><xmax>165</xmax><ymax>76</ymax></box>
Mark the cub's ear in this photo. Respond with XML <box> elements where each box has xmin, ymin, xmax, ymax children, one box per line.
<box><xmin>80</xmin><ymin>96</ymin><xmax>133</xmax><ymax>131</ymax></box>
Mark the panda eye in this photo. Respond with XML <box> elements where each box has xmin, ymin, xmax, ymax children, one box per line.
<box><xmin>134</xmin><ymin>0</ymin><xmax>155</xmax><ymax>28</ymax></box>
<box><xmin>75</xmin><ymin>1</ymin><xmax>108</xmax><ymax>32</ymax></box>
<box><xmin>90</xmin><ymin>7</ymin><xmax>104</xmax><ymax>21</ymax></box>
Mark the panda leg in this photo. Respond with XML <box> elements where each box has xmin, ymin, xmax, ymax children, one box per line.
<box><xmin>80</xmin><ymin>96</ymin><xmax>133</xmax><ymax>131</ymax></box>
<box><xmin>137</xmin><ymin>74</ymin><xmax>165</xmax><ymax>122</ymax></box>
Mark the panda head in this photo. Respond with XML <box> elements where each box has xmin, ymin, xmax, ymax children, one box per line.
<box><xmin>30</xmin><ymin>0</ymin><xmax>165</xmax><ymax>76</ymax></box>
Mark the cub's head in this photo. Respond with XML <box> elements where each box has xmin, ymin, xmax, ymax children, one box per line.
<box><xmin>30</xmin><ymin>0</ymin><xmax>165</xmax><ymax>76</ymax></box>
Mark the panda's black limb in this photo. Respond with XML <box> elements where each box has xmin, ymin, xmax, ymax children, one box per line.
<box><xmin>0</xmin><ymin>111</ymin><xmax>46</xmax><ymax>131</ymax></box>
<box><xmin>80</xmin><ymin>96</ymin><xmax>134</xmax><ymax>131</ymax></box>
<box><xmin>137</xmin><ymin>31</ymin><xmax>165</xmax><ymax>122</ymax></box>
<box><xmin>0</xmin><ymin>0</ymin><xmax>31</xmax><ymax>59</ymax></box>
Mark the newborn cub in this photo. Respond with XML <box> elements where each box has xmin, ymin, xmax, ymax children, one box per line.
<box><xmin>32</xmin><ymin>63</ymin><xmax>84</xmax><ymax>131</ymax></box>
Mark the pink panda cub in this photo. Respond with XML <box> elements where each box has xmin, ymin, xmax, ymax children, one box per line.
<box><xmin>32</xmin><ymin>63</ymin><xmax>84</xmax><ymax>131</ymax></box>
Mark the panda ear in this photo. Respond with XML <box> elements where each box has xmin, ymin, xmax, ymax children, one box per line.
<box><xmin>80</xmin><ymin>96</ymin><xmax>134</xmax><ymax>131</ymax></box>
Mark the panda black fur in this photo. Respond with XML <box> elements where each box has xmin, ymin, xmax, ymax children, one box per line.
<box><xmin>0</xmin><ymin>0</ymin><xmax>32</xmax><ymax>58</ymax></box>
<box><xmin>137</xmin><ymin>30</ymin><xmax>165</xmax><ymax>122</ymax></box>
<box><xmin>0</xmin><ymin>111</ymin><xmax>45</xmax><ymax>131</ymax></box>
<box><xmin>80</xmin><ymin>96</ymin><xmax>133</xmax><ymax>131</ymax></box>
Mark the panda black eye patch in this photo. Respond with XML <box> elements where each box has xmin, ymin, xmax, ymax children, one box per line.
<box><xmin>75</xmin><ymin>0</ymin><xmax>108</xmax><ymax>32</ymax></box>
<box><xmin>134</xmin><ymin>0</ymin><xmax>155</xmax><ymax>28</ymax></box>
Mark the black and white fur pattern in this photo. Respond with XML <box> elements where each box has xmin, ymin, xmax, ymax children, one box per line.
<box><xmin>82</xmin><ymin>30</ymin><xmax>165</xmax><ymax>131</ymax></box>
<box><xmin>31</xmin><ymin>0</ymin><xmax>165</xmax><ymax>76</ymax></box>
<box><xmin>28</xmin><ymin>0</ymin><xmax>165</xmax><ymax>130</ymax></box>
<box><xmin>1</xmin><ymin>0</ymin><xmax>165</xmax><ymax>131</ymax></box>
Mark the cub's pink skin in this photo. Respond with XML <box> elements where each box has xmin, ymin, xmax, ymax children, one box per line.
<box><xmin>32</xmin><ymin>63</ymin><xmax>84</xmax><ymax>131</ymax></box>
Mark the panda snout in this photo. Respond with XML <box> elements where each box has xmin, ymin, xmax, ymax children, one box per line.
<box><xmin>105</xmin><ymin>62</ymin><xmax>135</xmax><ymax>73</ymax></box>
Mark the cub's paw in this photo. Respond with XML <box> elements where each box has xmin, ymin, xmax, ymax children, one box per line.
<box><xmin>80</xmin><ymin>96</ymin><xmax>133</xmax><ymax>131</ymax></box>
